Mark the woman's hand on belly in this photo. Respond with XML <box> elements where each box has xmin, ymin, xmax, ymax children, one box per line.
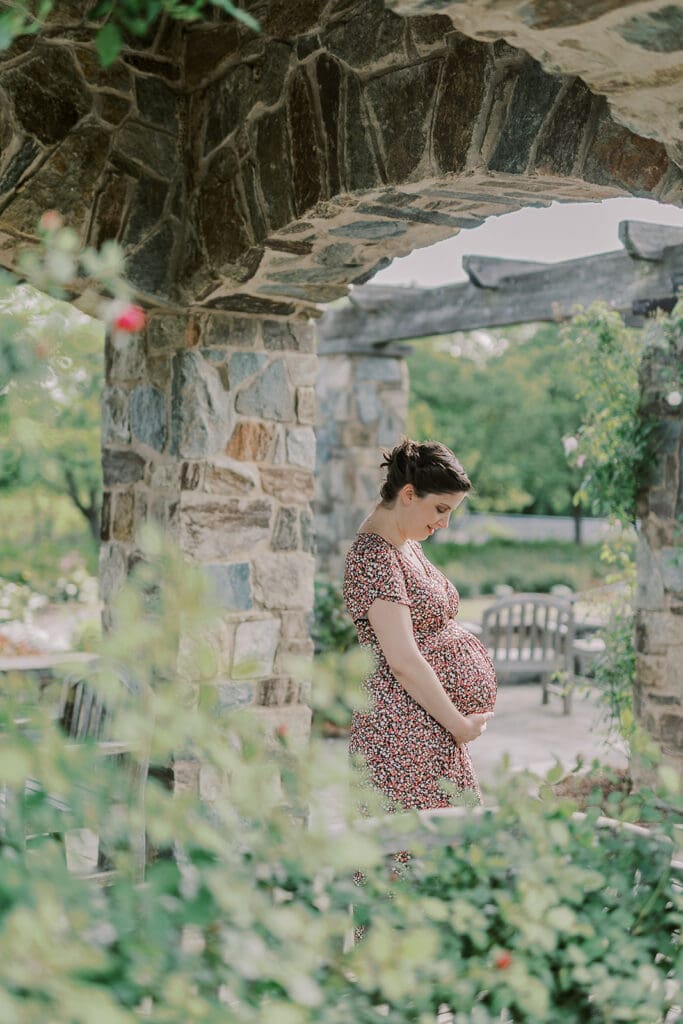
<box><xmin>452</xmin><ymin>711</ymin><xmax>494</xmax><ymax>744</ymax></box>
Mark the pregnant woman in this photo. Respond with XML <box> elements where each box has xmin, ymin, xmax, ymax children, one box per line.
<box><xmin>343</xmin><ymin>438</ymin><xmax>497</xmax><ymax>812</ymax></box>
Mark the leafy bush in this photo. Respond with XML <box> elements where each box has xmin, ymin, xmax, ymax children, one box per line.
<box><xmin>563</xmin><ymin>304</ymin><xmax>651</xmax><ymax>525</ymax></box>
<box><xmin>352</xmin><ymin>775</ymin><xmax>681</xmax><ymax>1023</ymax></box>
<box><xmin>428</xmin><ymin>539</ymin><xmax>607</xmax><ymax>597</ymax></box>
<box><xmin>0</xmin><ymin>531</ymin><xmax>680</xmax><ymax>1023</ymax></box>
<box><xmin>312</xmin><ymin>576</ymin><xmax>357</xmax><ymax>655</ymax></box>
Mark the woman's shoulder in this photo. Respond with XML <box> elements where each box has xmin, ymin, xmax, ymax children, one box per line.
<box><xmin>345</xmin><ymin>532</ymin><xmax>399</xmax><ymax>571</ymax></box>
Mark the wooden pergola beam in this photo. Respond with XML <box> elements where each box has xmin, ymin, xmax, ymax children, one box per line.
<box><xmin>619</xmin><ymin>220</ymin><xmax>683</xmax><ymax>261</ymax></box>
<box><xmin>462</xmin><ymin>255</ymin><xmax>549</xmax><ymax>288</ymax></box>
<box><xmin>317</xmin><ymin>221</ymin><xmax>683</xmax><ymax>352</ymax></box>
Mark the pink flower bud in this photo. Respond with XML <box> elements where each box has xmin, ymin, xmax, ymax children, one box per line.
<box><xmin>39</xmin><ymin>210</ymin><xmax>64</xmax><ymax>232</ymax></box>
<box><xmin>576</xmin><ymin>454</ymin><xmax>586</xmax><ymax>469</ymax></box>
<box><xmin>113</xmin><ymin>305</ymin><xmax>146</xmax><ymax>333</ymax></box>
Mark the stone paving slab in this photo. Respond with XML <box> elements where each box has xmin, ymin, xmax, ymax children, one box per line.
<box><xmin>470</xmin><ymin>682</ymin><xmax>628</xmax><ymax>789</ymax></box>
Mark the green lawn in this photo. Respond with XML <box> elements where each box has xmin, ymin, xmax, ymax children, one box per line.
<box><xmin>0</xmin><ymin>488</ymin><xmax>98</xmax><ymax>596</ymax></box>
<box><xmin>424</xmin><ymin>537</ymin><xmax>615</xmax><ymax>598</ymax></box>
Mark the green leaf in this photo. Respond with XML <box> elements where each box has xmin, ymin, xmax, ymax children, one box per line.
<box><xmin>545</xmin><ymin>761</ymin><xmax>566</xmax><ymax>785</ymax></box>
<box><xmin>95</xmin><ymin>23</ymin><xmax>123</xmax><ymax>67</ymax></box>
<box><xmin>210</xmin><ymin>0</ymin><xmax>260</xmax><ymax>31</ymax></box>
<box><xmin>657</xmin><ymin>764</ymin><xmax>680</xmax><ymax>794</ymax></box>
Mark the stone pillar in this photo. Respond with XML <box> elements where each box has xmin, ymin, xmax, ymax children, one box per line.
<box><xmin>314</xmin><ymin>348</ymin><xmax>409</xmax><ymax>579</ymax></box>
<box><xmin>633</xmin><ymin>321</ymin><xmax>683</xmax><ymax>784</ymax></box>
<box><xmin>100</xmin><ymin>310</ymin><xmax>316</xmax><ymax>760</ymax></box>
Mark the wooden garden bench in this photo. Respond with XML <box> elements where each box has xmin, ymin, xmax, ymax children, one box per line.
<box><xmin>1</xmin><ymin>662</ymin><xmax>149</xmax><ymax>880</ymax></box>
<box><xmin>480</xmin><ymin>593</ymin><xmax>575</xmax><ymax>714</ymax></box>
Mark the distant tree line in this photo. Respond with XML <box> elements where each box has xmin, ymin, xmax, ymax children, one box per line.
<box><xmin>407</xmin><ymin>321</ymin><xmax>594</xmax><ymax>538</ymax></box>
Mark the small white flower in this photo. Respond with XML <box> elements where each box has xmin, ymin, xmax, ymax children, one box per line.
<box><xmin>562</xmin><ymin>436</ymin><xmax>579</xmax><ymax>456</ymax></box>
<box><xmin>666</xmin><ymin>390</ymin><xmax>682</xmax><ymax>407</ymax></box>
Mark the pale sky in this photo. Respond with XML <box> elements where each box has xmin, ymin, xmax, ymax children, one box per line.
<box><xmin>372</xmin><ymin>197</ymin><xmax>683</xmax><ymax>288</ymax></box>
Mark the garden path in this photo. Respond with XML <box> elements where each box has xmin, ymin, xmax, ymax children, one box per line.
<box><xmin>313</xmin><ymin>684</ymin><xmax>628</xmax><ymax>830</ymax></box>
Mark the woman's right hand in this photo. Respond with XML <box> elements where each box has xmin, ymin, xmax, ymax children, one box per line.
<box><xmin>452</xmin><ymin>711</ymin><xmax>494</xmax><ymax>744</ymax></box>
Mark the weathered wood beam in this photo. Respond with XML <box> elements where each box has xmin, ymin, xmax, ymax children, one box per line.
<box><xmin>462</xmin><ymin>255</ymin><xmax>548</xmax><ymax>288</ymax></box>
<box><xmin>619</xmin><ymin>220</ymin><xmax>683</xmax><ymax>261</ymax></box>
<box><xmin>317</xmin><ymin>242</ymin><xmax>683</xmax><ymax>350</ymax></box>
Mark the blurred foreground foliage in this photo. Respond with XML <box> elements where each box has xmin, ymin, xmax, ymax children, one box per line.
<box><xmin>0</xmin><ymin>0</ymin><xmax>259</xmax><ymax>68</ymax></box>
<box><xmin>1</xmin><ymin>529</ymin><xmax>681</xmax><ymax>1024</ymax></box>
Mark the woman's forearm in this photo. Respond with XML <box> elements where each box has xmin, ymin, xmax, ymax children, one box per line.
<box><xmin>392</xmin><ymin>653</ymin><xmax>467</xmax><ymax>738</ymax></box>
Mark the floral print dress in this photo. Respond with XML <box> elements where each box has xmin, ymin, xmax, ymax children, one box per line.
<box><xmin>343</xmin><ymin>532</ymin><xmax>497</xmax><ymax>811</ymax></box>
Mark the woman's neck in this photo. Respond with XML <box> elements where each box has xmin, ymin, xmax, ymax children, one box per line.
<box><xmin>361</xmin><ymin>505</ymin><xmax>410</xmax><ymax>549</ymax></box>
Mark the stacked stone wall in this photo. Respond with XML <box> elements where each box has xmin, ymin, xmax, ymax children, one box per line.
<box><xmin>634</xmin><ymin>321</ymin><xmax>683</xmax><ymax>781</ymax></box>
<box><xmin>1</xmin><ymin>1</ymin><xmax>681</xmax><ymax>767</ymax></box>
<box><xmin>315</xmin><ymin>351</ymin><xmax>408</xmax><ymax>578</ymax></box>
<box><xmin>100</xmin><ymin>310</ymin><xmax>316</xmax><ymax>749</ymax></box>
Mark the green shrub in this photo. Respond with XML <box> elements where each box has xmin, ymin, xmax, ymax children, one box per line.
<box><xmin>0</xmin><ymin>531</ymin><xmax>680</xmax><ymax>1024</ymax></box>
<box><xmin>351</xmin><ymin>777</ymin><xmax>681</xmax><ymax>1023</ymax></box>
<box><xmin>427</xmin><ymin>538</ymin><xmax>607</xmax><ymax>597</ymax></box>
<box><xmin>312</xmin><ymin>576</ymin><xmax>356</xmax><ymax>655</ymax></box>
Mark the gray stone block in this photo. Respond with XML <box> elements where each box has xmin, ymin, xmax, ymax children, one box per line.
<box><xmin>355</xmin><ymin>357</ymin><xmax>403</xmax><ymax>382</ymax></box>
<box><xmin>233</xmin><ymin>618</ymin><xmax>281</xmax><ymax>678</ymax></box>
<box><xmin>299</xmin><ymin>509</ymin><xmax>316</xmax><ymax>554</ymax></box>
<box><xmin>617</xmin><ymin>7</ymin><xmax>683</xmax><ymax>53</ymax></box>
<box><xmin>99</xmin><ymin>542</ymin><xmax>127</xmax><ymax>604</ymax></box>
<box><xmin>108</xmin><ymin>332</ymin><xmax>145</xmax><ymax>383</ymax></box>
<box><xmin>201</xmin><ymin>349</ymin><xmax>227</xmax><ymax>363</ymax></box>
<box><xmin>378</xmin><ymin>406</ymin><xmax>405</xmax><ymax>446</ymax></box>
<box><xmin>356</xmin><ymin>380</ymin><xmax>380</xmax><ymax>423</ymax></box>
<box><xmin>179</xmin><ymin>497</ymin><xmax>272</xmax><ymax>560</ymax></box>
<box><xmin>253</xmin><ymin>553</ymin><xmax>314</xmax><ymax>611</ymax></box>
<box><xmin>205</xmin><ymin>562</ymin><xmax>253</xmax><ymax>610</ymax></box>
<box><xmin>146</xmin><ymin>314</ymin><xmax>191</xmax><ymax>352</ymax></box>
<box><xmin>130</xmin><ymin>384</ymin><xmax>167</xmax><ymax>452</ymax></box>
<box><xmin>102</xmin><ymin>386</ymin><xmax>130</xmax><ymax>444</ymax></box>
<box><xmin>661</xmin><ymin>547</ymin><xmax>683</xmax><ymax>594</ymax></box>
<box><xmin>635</xmin><ymin>535</ymin><xmax>665</xmax><ymax>609</ymax></box>
<box><xmin>171</xmin><ymin>351</ymin><xmax>232</xmax><ymax>458</ymax></box>
<box><xmin>286</xmin><ymin>426</ymin><xmax>316</xmax><ymax>468</ymax></box>
<box><xmin>228</xmin><ymin>351</ymin><xmax>269</xmax><ymax>387</ymax></box>
<box><xmin>236</xmin><ymin>359</ymin><xmax>295</xmax><ymax>421</ymax></box>
<box><xmin>116</xmin><ymin>120</ymin><xmax>177</xmax><ymax>179</ymax></box>
<box><xmin>102</xmin><ymin>449</ymin><xmax>146</xmax><ymax>485</ymax></box>
<box><xmin>273</xmin><ymin>507</ymin><xmax>299</xmax><ymax>550</ymax></box>
<box><xmin>287</xmin><ymin>354</ymin><xmax>318</xmax><ymax>386</ymax></box>
<box><xmin>216</xmin><ymin>681</ymin><xmax>255</xmax><ymax>710</ymax></box>
<box><xmin>203</xmin><ymin>316</ymin><xmax>260</xmax><ymax>349</ymax></box>
<box><xmin>329</xmin><ymin>220</ymin><xmax>407</xmax><ymax>239</ymax></box>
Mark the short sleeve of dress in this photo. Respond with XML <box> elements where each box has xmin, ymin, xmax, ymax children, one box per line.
<box><xmin>343</xmin><ymin>537</ymin><xmax>411</xmax><ymax>623</ymax></box>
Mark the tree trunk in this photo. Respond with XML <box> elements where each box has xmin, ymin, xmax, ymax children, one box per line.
<box><xmin>83</xmin><ymin>502</ymin><xmax>100</xmax><ymax>545</ymax></box>
<box><xmin>572</xmin><ymin>503</ymin><xmax>582</xmax><ymax>545</ymax></box>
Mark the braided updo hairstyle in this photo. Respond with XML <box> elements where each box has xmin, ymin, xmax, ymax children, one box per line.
<box><xmin>379</xmin><ymin>438</ymin><xmax>471</xmax><ymax>505</ymax></box>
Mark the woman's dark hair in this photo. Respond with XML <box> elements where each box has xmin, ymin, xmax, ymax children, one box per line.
<box><xmin>379</xmin><ymin>438</ymin><xmax>471</xmax><ymax>504</ymax></box>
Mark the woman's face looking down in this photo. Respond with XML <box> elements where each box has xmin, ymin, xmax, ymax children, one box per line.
<box><xmin>397</xmin><ymin>486</ymin><xmax>467</xmax><ymax>541</ymax></box>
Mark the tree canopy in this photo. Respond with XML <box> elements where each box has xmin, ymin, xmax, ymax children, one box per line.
<box><xmin>0</xmin><ymin>283</ymin><xmax>104</xmax><ymax>541</ymax></box>
<box><xmin>407</xmin><ymin>322</ymin><xmax>588</xmax><ymax>517</ymax></box>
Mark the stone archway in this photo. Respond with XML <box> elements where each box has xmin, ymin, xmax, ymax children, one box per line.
<box><xmin>0</xmin><ymin>1</ymin><xmax>680</xmax><ymax>764</ymax></box>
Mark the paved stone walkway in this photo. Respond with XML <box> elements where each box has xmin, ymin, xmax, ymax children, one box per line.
<box><xmin>469</xmin><ymin>681</ymin><xmax>628</xmax><ymax>789</ymax></box>
<box><xmin>312</xmin><ymin>683</ymin><xmax>628</xmax><ymax>829</ymax></box>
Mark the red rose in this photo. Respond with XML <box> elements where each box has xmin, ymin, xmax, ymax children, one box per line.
<box><xmin>494</xmin><ymin>952</ymin><xmax>512</xmax><ymax>969</ymax></box>
<box><xmin>113</xmin><ymin>305</ymin><xmax>146</xmax><ymax>333</ymax></box>
<box><xmin>275</xmin><ymin>724</ymin><xmax>288</xmax><ymax>739</ymax></box>
<box><xmin>39</xmin><ymin>210</ymin><xmax>64</xmax><ymax>232</ymax></box>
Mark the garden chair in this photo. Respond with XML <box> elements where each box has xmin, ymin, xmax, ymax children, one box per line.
<box><xmin>1</xmin><ymin>663</ymin><xmax>150</xmax><ymax>881</ymax></box>
<box><xmin>480</xmin><ymin>593</ymin><xmax>575</xmax><ymax>714</ymax></box>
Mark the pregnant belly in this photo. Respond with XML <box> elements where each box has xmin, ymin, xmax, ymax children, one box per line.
<box><xmin>423</xmin><ymin>626</ymin><xmax>497</xmax><ymax>717</ymax></box>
